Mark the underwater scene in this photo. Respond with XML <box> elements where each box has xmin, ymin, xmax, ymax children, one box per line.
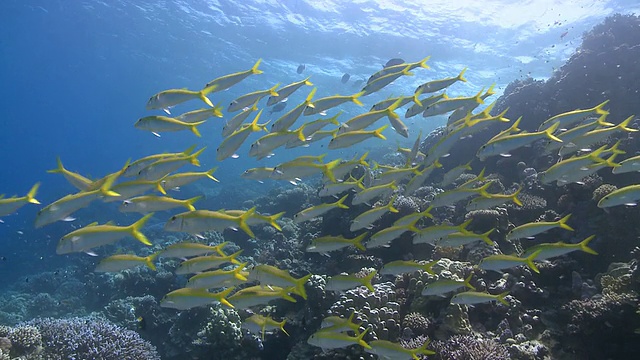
<box><xmin>2</xmin><ymin>1</ymin><xmax>640</xmax><ymax>359</ymax></box>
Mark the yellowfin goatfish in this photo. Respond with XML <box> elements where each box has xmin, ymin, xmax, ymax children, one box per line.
<box><xmin>161</xmin><ymin>167</ymin><xmax>219</xmax><ymax>190</ymax></box>
<box><xmin>366</xmin><ymin>221</ymin><xmax>419</xmax><ymax>249</ymax></box>
<box><xmin>186</xmin><ymin>263</ymin><xmax>248</xmax><ymax>289</ymax></box>
<box><xmin>321</xmin><ymin>312</ymin><xmax>360</xmax><ymax>333</ymax></box>
<box><xmin>506</xmin><ymin>214</ymin><xmax>573</xmax><ymax>241</ymax></box>
<box><xmin>174</xmin><ymin>250</ymin><xmax>243</xmax><ymax>275</ymax></box>
<box><xmin>352</xmin><ymin>180</ymin><xmax>397</xmax><ymax>205</ymax></box>
<box><xmin>35</xmin><ymin>175</ymin><xmax>119</xmax><ymax>228</ymax></box>
<box><xmin>328</xmin><ymin>153</ymin><xmax>369</xmax><ymax>181</ymax></box>
<box><xmin>102</xmin><ymin>178</ymin><xmax>167</xmax><ymax>203</ymax></box>
<box><xmin>361</xmin><ymin>66</ymin><xmax>413</xmax><ymax>96</ymax></box>
<box><xmin>477</xmin><ymin>122</ymin><xmax>562</xmax><ymax>161</ymax></box>
<box><xmin>325</xmin><ymin>271</ymin><xmax>377</xmax><ymax>293</ymax></box>
<box><xmin>307</xmin><ymin>328</ymin><xmax>371</xmax><ymax>350</ymax></box>
<box><xmin>479</xmin><ymin>250</ymin><xmax>542</xmax><ymax>273</ymax></box>
<box><xmin>228</xmin><ymin>84</ymin><xmax>279</xmax><ymax>112</ymax></box>
<box><xmin>159</xmin><ymin>241</ymin><xmax>229</xmax><ymax>259</ymax></box>
<box><xmin>287</xmin><ymin>112</ymin><xmax>341</xmax><ymax>148</ymax></box>
<box><xmin>56</xmin><ymin>213</ymin><xmax>154</xmax><ymax>255</ymax></box>
<box><xmin>219</xmin><ymin>209</ymin><xmax>284</xmax><ymax>231</ymax></box>
<box><xmin>367</xmin><ymin>56</ymin><xmax>430</xmax><ymax>84</ymax></box>
<box><xmin>422</xmin><ymin>273</ymin><xmax>475</xmax><ymax>296</ymax></box>
<box><xmin>164</xmin><ymin>208</ymin><xmax>257</xmax><ymax>238</ymax></box>
<box><xmin>379</xmin><ymin>260</ymin><xmax>438</xmax><ymax>276</ymax></box>
<box><xmin>267</xmin><ymin>76</ymin><xmax>313</xmax><ymax>106</ymax></box>
<box><xmin>217</xmin><ymin>110</ymin><xmax>268</xmax><ymax>161</ymax></box>
<box><xmin>138</xmin><ymin>147</ymin><xmax>206</xmax><ymax>181</ymax></box>
<box><xmin>122</xmin><ymin>145</ymin><xmax>197</xmax><ymax>178</ymax></box>
<box><xmin>241</xmin><ymin>167</ymin><xmax>276</xmax><ymax>182</ymax></box>
<box><xmin>338</xmin><ymin>98</ymin><xmax>402</xmax><ymax>135</ymax></box>
<box><xmin>95</xmin><ymin>252</ymin><xmax>159</xmax><ymax>272</ymax></box>
<box><xmin>242</xmin><ymin>314</ymin><xmax>289</xmax><ymax>341</ymax></box>
<box><xmin>271</xmin><ymin>88</ymin><xmax>317</xmax><ymax>132</ymax></box>
<box><xmin>522</xmin><ymin>235</ymin><xmax>598</xmax><ymax>260</ymax></box>
<box><xmin>204</xmin><ymin>59</ymin><xmax>262</xmax><ymax>91</ymax></box>
<box><xmin>160</xmin><ymin>287</ymin><xmax>234</xmax><ymax>310</ymax></box>
<box><xmin>319</xmin><ymin>175</ymin><xmax>365</xmax><ymax>198</ymax></box>
<box><xmin>597</xmin><ymin>184</ymin><xmax>640</xmax><ymax>208</ymax></box>
<box><xmin>248</xmin><ymin>126</ymin><xmax>307</xmax><ymax>159</ymax></box>
<box><xmin>538</xmin><ymin>143</ymin><xmax>619</xmax><ymax>185</ymax></box>
<box><xmin>273</xmin><ymin>158</ymin><xmax>342</xmax><ymax>184</ymax></box>
<box><xmin>293</xmin><ymin>194</ymin><xmax>349</xmax><ymax>223</ymax></box>
<box><xmin>538</xmin><ymin>100</ymin><xmax>611</xmax><ymax>131</ymax></box>
<box><xmin>392</xmin><ymin>206</ymin><xmax>434</xmax><ymax>227</ymax></box>
<box><xmin>222</xmin><ymin>102</ymin><xmax>259</xmax><ymax>137</ymax></box>
<box><xmin>304</xmin><ymin>91</ymin><xmax>365</xmax><ymax>116</ymax></box>
<box><xmin>451</xmin><ymin>291</ymin><xmax>509</xmax><ymax>306</ymax></box>
<box><xmin>366</xmin><ymin>339</ymin><xmax>435</xmax><ymax>359</ymax></box>
<box><xmin>405</xmin><ymin>93</ymin><xmax>447</xmax><ymax>119</ymax></box>
<box><xmin>447</xmin><ymin>84</ymin><xmax>496</xmax><ymax>124</ymax></box>
<box><xmin>422</xmin><ymin>90</ymin><xmax>483</xmax><ymax>118</ymax></box>
<box><xmin>306</xmin><ymin>233</ymin><xmax>368</xmax><ymax>253</ymax></box>
<box><xmin>47</xmin><ymin>157</ymin><xmax>93</xmax><ymax>191</ymax></box>
<box><xmin>404</xmin><ymin>162</ymin><xmax>442</xmax><ymax>196</ymax></box>
<box><xmin>429</xmin><ymin>182</ymin><xmax>493</xmax><ymax>208</ymax></box>
<box><xmin>0</xmin><ymin>183</ymin><xmax>40</xmax><ymax>217</ymax></box>
<box><xmin>542</xmin><ymin>119</ymin><xmax>600</xmax><ymax>155</ymax></box>
<box><xmin>134</xmin><ymin>115</ymin><xmax>206</xmax><ymax>137</ymax></box>
<box><xmin>146</xmin><ymin>85</ymin><xmax>217</xmax><ymax>114</ymax></box>
<box><xmin>371</xmin><ymin>94</ymin><xmax>421</xmax><ymax>112</ymax></box>
<box><xmin>412</xmin><ymin>219</ymin><xmax>472</xmax><ymax>245</ymax></box>
<box><xmin>118</xmin><ymin>195</ymin><xmax>201</xmax><ymax>213</ymax></box>
<box><xmin>373</xmin><ymin>165</ymin><xmax>420</xmax><ymax>186</ymax></box>
<box><xmin>439</xmin><ymin>161</ymin><xmax>473</xmax><ymax>187</ymax></box>
<box><xmin>439</xmin><ymin>229</ymin><xmax>494</xmax><ymax>247</ymax></box>
<box><xmin>176</xmin><ymin>107</ymin><xmax>223</xmax><ymax>123</ymax></box>
<box><xmin>415</xmin><ymin>68</ymin><xmax>467</xmax><ymax>94</ymax></box>
<box><xmin>228</xmin><ymin>285</ymin><xmax>297</xmax><ymax>309</ymax></box>
<box><xmin>558</xmin><ymin>115</ymin><xmax>637</xmax><ymax>157</ymax></box>
<box><xmin>466</xmin><ymin>187</ymin><xmax>523</xmax><ymax>211</ymax></box>
<box><xmin>350</xmin><ymin>196</ymin><xmax>398</xmax><ymax>231</ymax></box>
<box><xmin>247</xmin><ymin>264</ymin><xmax>312</xmax><ymax>300</ymax></box>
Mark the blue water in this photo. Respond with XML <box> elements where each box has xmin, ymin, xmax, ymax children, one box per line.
<box><xmin>0</xmin><ymin>0</ymin><xmax>636</xmax><ymax>282</ymax></box>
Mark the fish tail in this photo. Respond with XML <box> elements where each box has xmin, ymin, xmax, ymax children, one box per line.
<box><xmin>280</xmin><ymin>320</ymin><xmax>290</xmax><ymax>336</ymax></box>
<box><xmin>357</xmin><ymin>152</ymin><xmax>370</xmax><ymax>167</ymax></box>
<box><xmin>412</xmin><ymin>93</ymin><xmax>423</xmax><ymax>107</ymax></box>
<box><xmin>304</xmin><ymin>87</ymin><xmax>317</xmax><ymax>108</ymax></box>
<box><xmin>294</xmin><ymin>274</ymin><xmax>312</xmax><ymax>300</ymax></box>
<box><xmin>155</xmin><ymin>178</ymin><xmax>167</xmax><ymax>195</ymax></box>
<box><xmin>100</xmin><ymin>173</ymin><xmax>121</xmax><ymax>197</ymax></box>
<box><xmin>477</xmin><ymin>181</ymin><xmax>494</xmax><ymax>198</ymax></box>
<box><xmin>480</xmin><ymin>228</ymin><xmax>495</xmax><ymax>246</ymax></box>
<box><xmin>279</xmin><ymin>287</ymin><xmax>298</xmax><ymax>302</ymax></box>
<box><xmin>418</xmin><ymin>56</ymin><xmax>431</xmax><ymax>69</ymax></box>
<box><xmin>182</xmin><ymin>144</ymin><xmax>197</xmax><ymax>155</ymax></box>
<box><xmin>579</xmin><ymin>235</ymin><xmax>599</xmax><ymax>255</ymax></box>
<box><xmin>251</xmin><ymin>59</ymin><xmax>263</xmax><ymax>74</ymax></box>
<box><xmin>606</xmin><ymin>140</ymin><xmax>626</xmax><ymax>155</ymax></box>
<box><xmin>228</xmin><ymin>249</ymin><xmax>244</xmax><ymax>265</ymax></box>
<box><xmin>463</xmin><ymin>272</ymin><xmax>476</xmax><ymax>290</ymax></box>
<box><xmin>47</xmin><ymin>156</ymin><xmax>64</xmax><ymax>174</ymax></box>
<box><xmin>525</xmin><ymin>249</ymin><xmax>542</xmax><ymax>273</ymax></box>
<box><xmin>511</xmin><ymin>187</ymin><xmax>523</xmax><ymax>206</ymax></box>
<box><xmin>145</xmin><ymin>252</ymin><xmax>159</xmax><ymax>271</ymax></box>
<box><xmin>206</xmin><ymin>167</ymin><xmax>220</xmax><ymax>182</ymax></box>
<box><xmin>303</xmin><ymin>76</ymin><xmax>313</xmax><ymax>86</ymax></box>
<box><xmin>184</xmin><ymin>195</ymin><xmax>202</xmax><ymax>211</ymax></box>
<box><xmin>458</xmin><ymin>67</ymin><xmax>468</xmax><ymax>82</ymax></box>
<box><xmin>422</xmin><ymin>260</ymin><xmax>438</xmax><ymax>275</ymax></box>
<box><xmin>266</xmin><ymin>211</ymin><xmax>285</xmax><ymax>231</ymax></box>
<box><xmin>190</xmin><ymin>124</ymin><xmax>202</xmax><ymax>137</ymax></box>
<box><xmin>544</xmin><ymin>122</ymin><xmax>563</xmax><ymax>142</ymax></box>
<box><xmin>401</xmin><ymin>66</ymin><xmax>414</xmax><ymax>76</ymax></box>
<box><xmin>333</xmin><ymin>194</ymin><xmax>350</xmax><ymax>209</ymax></box>
<box><xmin>618</xmin><ymin>115</ymin><xmax>638</xmax><ymax>132</ymax></box>
<box><xmin>295</xmin><ymin>126</ymin><xmax>306</xmax><ymax>142</ymax></box>
<box><xmin>361</xmin><ymin>270</ymin><xmax>377</xmax><ymax>292</ymax></box>
<box><xmin>234</xmin><ymin>263</ymin><xmax>249</xmax><ymax>281</ymax></box>
<box><xmin>596</xmin><ymin>113</ymin><xmax>614</xmax><ymax>126</ymax></box>
<box><xmin>356</xmin><ymin>328</ymin><xmax>372</xmax><ymax>349</ymax></box>
<box><xmin>214</xmin><ymin>241</ymin><xmax>230</xmax><ymax>256</ymax></box>
<box><xmin>352</xmin><ymin>232</ymin><xmax>368</xmax><ymax>251</ymax></box>
<box><xmin>237</xmin><ymin>207</ymin><xmax>256</xmax><ymax>238</ymax></box>
<box><xmin>249</xmin><ymin>110</ymin><xmax>264</xmax><ymax>132</ymax></box>
<box><xmin>473</xmin><ymin>89</ymin><xmax>485</xmax><ymax>104</ymax></box>
<box><xmin>129</xmin><ymin>213</ymin><xmax>154</xmax><ymax>246</ymax></box>
<box><xmin>594</xmin><ymin>99</ymin><xmax>610</xmax><ymax>116</ymax></box>
<box><xmin>373</xmin><ymin>124</ymin><xmax>388</xmax><ymax>140</ymax></box>
<box><xmin>217</xmin><ymin>287</ymin><xmax>236</xmax><ymax>308</ymax></box>
<box><xmin>26</xmin><ymin>182</ymin><xmax>41</xmax><ymax>204</ymax></box>
<box><xmin>485</xmin><ymin>83</ymin><xmax>496</xmax><ymax>97</ymax></box>
<box><xmin>212</xmin><ymin>102</ymin><xmax>224</xmax><ymax>117</ymax></box>
<box><xmin>198</xmin><ymin>91</ymin><xmax>214</xmax><ymax>108</ymax></box>
<box><xmin>414</xmin><ymin>338</ymin><xmax>435</xmax><ymax>358</ymax></box>
<box><xmin>351</xmin><ymin>91</ymin><xmax>365</xmax><ymax>106</ymax></box>
<box><xmin>328</xmin><ymin>111</ymin><xmax>342</xmax><ymax>125</ymax></box>
<box><xmin>323</xmin><ymin>159</ymin><xmax>342</xmax><ymax>183</ymax></box>
<box><xmin>421</xmin><ymin>205</ymin><xmax>435</xmax><ymax>219</ymax></box>
<box><xmin>558</xmin><ymin>214</ymin><xmax>574</xmax><ymax>231</ymax></box>
<box><xmin>497</xmin><ymin>291</ymin><xmax>510</xmax><ymax>306</ymax></box>
<box><xmin>388</xmin><ymin>196</ymin><xmax>399</xmax><ymax>213</ymax></box>
<box><xmin>268</xmin><ymin>83</ymin><xmax>280</xmax><ymax>97</ymax></box>
<box><xmin>189</xmin><ymin>147</ymin><xmax>207</xmax><ymax>166</ymax></box>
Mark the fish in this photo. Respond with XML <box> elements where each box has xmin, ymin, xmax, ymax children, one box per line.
<box><xmin>297</xmin><ymin>64</ymin><xmax>305</xmax><ymax>74</ymax></box>
<box><xmin>477</xmin><ymin>122</ymin><xmax>562</xmax><ymax>161</ymax></box>
<box><xmin>379</xmin><ymin>260</ymin><xmax>438</xmax><ymax>276</ymax></box>
<box><xmin>307</xmin><ymin>328</ymin><xmax>371</xmax><ymax>350</ymax></box>
<box><xmin>217</xmin><ymin>110</ymin><xmax>269</xmax><ymax>161</ymax></box>
<box><xmin>538</xmin><ymin>143</ymin><xmax>621</xmax><ymax>185</ymax></box>
<box><xmin>164</xmin><ymin>207</ymin><xmax>257</xmax><ymax>238</ymax></box>
<box><xmin>404</xmin><ymin>161</ymin><xmax>442</xmax><ymax>196</ymax></box>
<box><xmin>267</xmin><ymin>77</ymin><xmax>313</xmax><ymax>106</ymax></box>
<box><xmin>439</xmin><ymin>161</ymin><xmax>473</xmax><ymax>187</ymax></box>
<box><xmin>161</xmin><ymin>167</ymin><xmax>219</xmax><ymax>190</ymax></box>
<box><xmin>450</xmin><ymin>290</ymin><xmax>509</xmax><ymax>306</ymax></box>
<box><xmin>538</xmin><ymin>100</ymin><xmax>611</xmax><ymax>131</ymax></box>
<box><xmin>56</xmin><ymin>213</ymin><xmax>154</xmax><ymax>255</ymax></box>
<box><xmin>325</xmin><ymin>270</ymin><xmax>377</xmax><ymax>292</ymax></box>
<box><xmin>286</xmin><ymin>112</ymin><xmax>342</xmax><ymax>148</ymax></box>
<box><xmin>321</xmin><ymin>312</ymin><xmax>361</xmax><ymax>333</ymax></box>
<box><xmin>466</xmin><ymin>187</ymin><xmax>523</xmax><ymax>211</ymax></box>
<box><xmin>392</xmin><ymin>206</ymin><xmax>434</xmax><ymax>227</ymax></box>
<box><xmin>186</xmin><ymin>263</ymin><xmax>248</xmax><ymax>289</ymax></box>
<box><xmin>598</xmin><ymin>184</ymin><xmax>640</xmax><ymax>208</ymax></box>
<box><xmin>327</xmin><ymin>153</ymin><xmax>369</xmax><ymax>181</ymax></box>
<box><xmin>273</xmin><ymin>158</ymin><xmax>342</xmax><ymax>184</ymax></box>
<box><xmin>361</xmin><ymin>66</ymin><xmax>413</xmax><ymax>96</ymax></box>
<box><xmin>306</xmin><ymin>232</ymin><xmax>368</xmax><ymax>253</ymax></box>
<box><xmin>558</xmin><ymin>115</ymin><xmax>637</xmax><ymax>157</ymax></box>
<box><xmin>160</xmin><ymin>287</ymin><xmax>235</xmax><ymax>310</ymax></box>
<box><xmin>479</xmin><ymin>250</ymin><xmax>542</xmax><ymax>273</ymax></box>
<box><xmin>122</xmin><ymin>145</ymin><xmax>197</xmax><ymax>178</ymax></box>
<box><xmin>248</xmin><ymin>126</ymin><xmax>307</xmax><ymax>159</ymax></box>
<box><xmin>146</xmin><ymin>85</ymin><xmax>218</xmax><ymax>114</ymax></box>
<box><xmin>373</xmin><ymin>165</ymin><xmax>420</xmax><ymax>186</ymax></box>
<box><xmin>366</xmin><ymin>339</ymin><xmax>435</xmax><ymax>359</ymax></box>
<box><xmin>415</xmin><ymin>68</ymin><xmax>467</xmax><ymax>94</ymax></box>
<box><xmin>271</xmin><ymin>88</ymin><xmax>317</xmax><ymax>132</ymax></box>
<box><xmin>303</xmin><ymin>91</ymin><xmax>364</xmax><ymax>116</ymax></box>
<box><xmin>341</xmin><ymin>73</ymin><xmax>350</xmax><ymax>83</ymax></box>
<box><xmin>422</xmin><ymin>90</ymin><xmax>484</xmax><ymax>118</ymax></box>
<box><xmin>222</xmin><ymin>102</ymin><xmax>260</xmax><ymax>137</ymax></box>
<box><xmin>447</xmin><ymin>84</ymin><xmax>496</xmax><ymax>124</ymax></box>
<box><xmin>338</xmin><ymin>98</ymin><xmax>402</xmax><ymax>135</ymax></box>
<box><xmin>242</xmin><ymin>314</ymin><xmax>289</xmax><ymax>341</ymax></box>
<box><xmin>0</xmin><ymin>183</ymin><xmax>40</xmax><ymax>217</ymax></box>
<box><xmin>422</xmin><ymin>273</ymin><xmax>475</xmax><ymax>296</ymax></box>
<box><xmin>241</xmin><ymin>167</ymin><xmax>276</xmax><ymax>181</ymax></box>
<box><xmin>47</xmin><ymin>157</ymin><xmax>93</xmax><ymax>191</ymax></box>
<box><xmin>507</xmin><ymin>214</ymin><xmax>573</xmax><ymax>241</ymax></box>
<box><xmin>118</xmin><ymin>195</ymin><xmax>202</xmax><ymax>213</ymax></box>
<box><xmin>228</xmin><ymin>84</ymin><xmax>279</xmax><ymax>112</ymax></box>
<box><xmin>134</xmin><ymin>115</ymin><xmax>205</xmax><ymax>137</ymax></box>
<box><xmin>522</xmin><ymin>235</ymin><xmax>598</xmax><ymax>260</ymax></box>
<box><xmin>328</xmin><ymin>124</ymin><xmax>387</xmax><ymax>149</ymax></box>
<box><xmin>318</xmin><ymin>174</ymin><xmax>365</xmax><ymax>198</ymax></box>
<box><xmin>350</xmin><ymin>196</ymin><xmax>398</xmax><ymax>232</ymax></box>
<box><xmin>351</xmin><ymin>180</ymin><xmax>397</xmax><ymax>205</ymax></box>
<box><xmin>102</xmin><ymin>177</ymin><xmax>167</xmax><ymax>203</ymax></box>
<box><xmin>613</xmin><ymin>153</ymin><xmax>640</xmax><ymax>174</ymax></box>
<box><xmin>138</xmin><ymin>147</ymin><xmax>206</xmax><ymax>181</ymax></box>
<box><xmin>204</xmin><ymin>59</ymin><xmax>263</xmax><ymax>91</ymax></box>
<box><xmin>405</xmin><ymin>93</ymin><xmax>448</xmax><ymax>119</ymax></box>
<box><xmin>429</xmin><ymin>181</ymin><xmax>493</xmax><ymax>208</ymax></box>
<box><xmin>412</xmin><ymin>219</ymin><xmax>472</xmax><ymax>245</ymax></box>
<box><xmin>247</xmin><ymin>264</ymin><xmax>312</xmax><ymax>299</ymax></box>
<box><xmin>366</xmin><ymin>221</ymin><xmax>419</xmax><ymax>249</ymax></box>
<box><xmin>293</xmin><ymin>194</ymin><xmax>349</xmax><ymax>223</ymax></box>
<box><xmin>268</xmin><ymin>101</ymin><xmax>288</xmax><ymax>114</ymax></box>
<box><xmin>175</xmin><ymin>107</ymin><xmax>224</xmax><ymax>123</ymax></box>
<box><xmin>159</xmin><ymin>241</ymin><xmax>229</xmax><ymax>259</ymax></box>
<box><xmin>174</xmin><ymin>250</ymin><xmax>243</xmax><ymax>274</ymax></box>
<box><xmin>219</xmin><ymin>210</ymin><xmax>284</xmax><ymax>231</ymax></box>
<box><xmin>438</xmin><ymin>229</ymin><xmax>495</xmax><ymax>247</ymax></box>
<box><xmin>542</xmin><ymin>119</ymin><xmax>601</xmax><ymax>155</ymax></box>
<box><xmin>95</xmin><ymin>252</ymin><xmax>159</xmax><ymax>272</ymax></box>
<box><xmin>384</xmin><ymin>58</ymin><xmax>405</xmax><ymax>67</ymax></box>
<box><xmin>368</xmin><ymin>56</ymin><xmax>430</xmax><ymax>84</ymax></box>
<box><xmin>228</xmin><ymin>285</ymin><xmax>297</xmax><ymax>309</ymax></box>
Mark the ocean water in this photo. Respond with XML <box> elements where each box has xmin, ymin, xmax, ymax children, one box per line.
<box><xmin>1</xmin><ymin>1</ymin><xmax>640</xmax><ymax>359</ymax></box>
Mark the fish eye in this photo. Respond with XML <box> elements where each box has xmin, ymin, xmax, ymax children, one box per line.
<box><xmin>170</xmin><ymin>216</ymin><xmax>177</xmax><ymax>221</ymax></box>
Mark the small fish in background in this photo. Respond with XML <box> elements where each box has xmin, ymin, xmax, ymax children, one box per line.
<box><xmin>269</xmin><ymin>100</ymin><xmax>288</xmax><ymax>114</ymax></box>
<box><xmin>383</xmin><ymin>58</ymin><xmax>405</xmax><ymax>67</ymax></box>
<box><xmin>341</xmin><ymin>73</ymin><xmax>350</xmax><ymax>84</ymax></box>
<box><xmin>297</xmin><ymin>64</ymin><xmax>305</xmax><ymax>74</ymax></box>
